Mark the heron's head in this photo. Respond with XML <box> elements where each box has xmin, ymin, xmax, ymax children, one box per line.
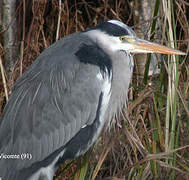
<box><xmin>86</xmin><ymin>20</ymin><xmax>186</xmax><ymax>55</ymax></box>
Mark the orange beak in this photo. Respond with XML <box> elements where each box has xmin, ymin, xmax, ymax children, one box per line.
<box><xmin>123</xmin><ymin>37</ymin><xmax>186</xmax><ymax>55</ymax></box>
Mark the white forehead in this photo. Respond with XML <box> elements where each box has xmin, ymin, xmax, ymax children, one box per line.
<box><xmin>108</xmin><ymin>20</ymin><xmax>128</xmax><ymax>29</ymax></box>
<box><xmin>108</xmin><ymin>20</ymin><xmax>136</xmax><ymax>36</ymax></box>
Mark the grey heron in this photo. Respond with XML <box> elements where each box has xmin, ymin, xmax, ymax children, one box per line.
<box><xmin>0</xmin><ymin>20</ymin><xmax>186</xmax><ymax>180</ymax></box>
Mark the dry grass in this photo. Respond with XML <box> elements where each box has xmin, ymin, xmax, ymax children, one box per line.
<box><xmin>0</xmin><ymin>0</ymin><xmax>189</xmax><ymax>179</ymax></box>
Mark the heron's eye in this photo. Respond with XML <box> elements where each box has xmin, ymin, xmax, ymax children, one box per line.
<box><xmin>119</xmin><ymin>36</ymin><xmax>126</xmax><ymax>41</ymax></box>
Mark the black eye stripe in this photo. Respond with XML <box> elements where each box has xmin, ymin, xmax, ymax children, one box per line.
<box><xmin>85</xmin><ymin>21</ymin><xmax>136</xmax><ymax>37</ymax></box>
<box><xmin>98</xmin><ymin>22</ymin><xmax>130</xmax><ymax>36</ymax></box>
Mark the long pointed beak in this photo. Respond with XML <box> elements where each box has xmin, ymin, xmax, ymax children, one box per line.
<box><xmin>128</xmin><ymin>38</ymin><xmax>186</xmax><ymax>55</ymax></box>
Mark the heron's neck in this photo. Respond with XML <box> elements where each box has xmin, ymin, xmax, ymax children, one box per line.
<box><xmin>106</xmin><ymin>50</ymin><xmax>134</xmax><ymax>125</ymax></box>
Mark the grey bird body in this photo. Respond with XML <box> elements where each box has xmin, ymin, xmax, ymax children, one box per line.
<box><xmin>0</xmin><ymin>23</ymin><xmax>133</xmax><ymax>179</ymax></box>
<box><xmin>0</xmin><ymin>20</ymin><xmax>185</xmax><ymax>180</ymax></box>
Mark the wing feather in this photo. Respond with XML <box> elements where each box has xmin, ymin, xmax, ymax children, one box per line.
<box><xmin>0</xmin><ymin>33</ymin><xmax>112</xmax><ymax>179</ymax></box>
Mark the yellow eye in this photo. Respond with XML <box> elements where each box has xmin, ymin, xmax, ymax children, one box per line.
<box><xmin>119</xmin><ymin>36</ymin><xmax>126</xmax><ymax>41</ymax></box>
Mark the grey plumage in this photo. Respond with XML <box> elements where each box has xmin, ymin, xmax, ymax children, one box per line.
<box><xmin>0</xmin><ymin>20</ymin><xmax>185</xmax><ymax>180</ymax></box>
<box><xmin>0</xmin><ymin>33</ymin><xmax>111</xmax><ymax>179</ymax></box>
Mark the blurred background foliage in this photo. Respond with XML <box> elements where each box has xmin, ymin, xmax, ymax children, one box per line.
<box><xmin>0</xmin><ymin>0</ymin><xmax>189</xmax><ymax>179</ymax></box>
